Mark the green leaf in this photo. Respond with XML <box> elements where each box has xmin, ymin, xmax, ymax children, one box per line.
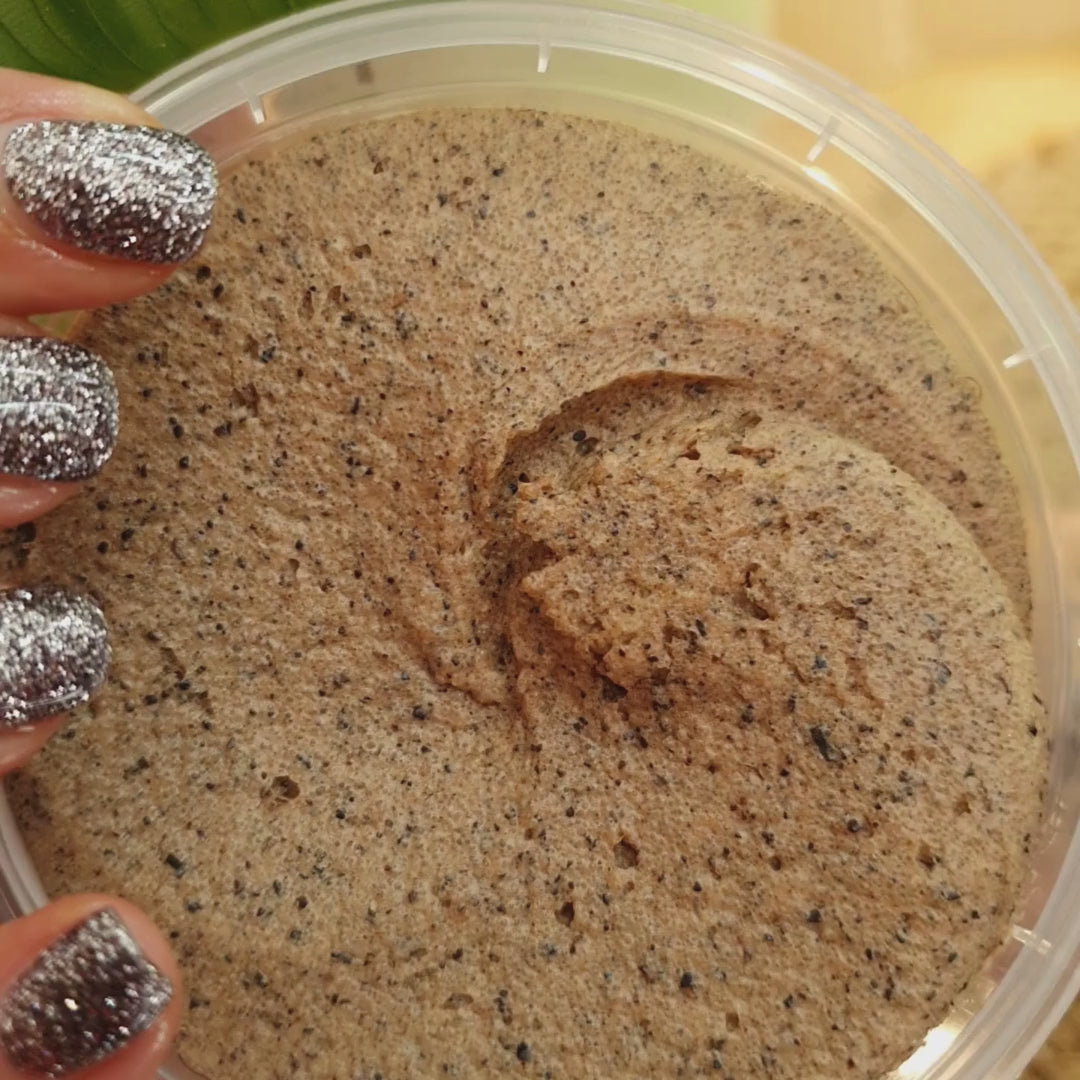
<box><xmin>4</xmin><ymin>1</ymin><xmax>102</xmax><ymax>81</ymax></box>
<box><xmin>0</xmin><ymin>21</ymin><xmax>41</xmax><ymax>75</ymax></box>
<box><xmin>0</xmin><ymin>0</ymin><xmax>329</xmax><ymax>92</ymax></box>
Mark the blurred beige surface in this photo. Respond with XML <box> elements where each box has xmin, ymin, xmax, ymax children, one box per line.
<box><xmin>775</xmin><ymin>0</ymin><xmax>1080</xmax><ymax>175</ymax></box>
<box><xmin>769</xmin><ymin>5</ymin><xmax>1080</xmax><ymax>1078</ymax></box>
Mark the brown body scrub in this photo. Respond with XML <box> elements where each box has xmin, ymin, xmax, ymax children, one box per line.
<box><xmin>1</xmin><ymin>109</ymin><xmax>1045</xmax><ymax>1079</ymax></box>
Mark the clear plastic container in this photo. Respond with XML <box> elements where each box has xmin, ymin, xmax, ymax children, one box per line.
<box><xmin>3</xmin><ymin>2</ymin><xmax>1080</xmax><ymax>1077</ymax></box>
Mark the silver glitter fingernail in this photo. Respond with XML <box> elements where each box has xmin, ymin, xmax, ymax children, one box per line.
<box><xmin>0</xmin><ymin>585</ymin><xmax>109</xmax><ymax>728</ymax></box>
<box><xmin>0</xmin><ymin>908</ymin><xmax>172</xmax><ymax>1077</ymax></box>
<box><xmin>0</xmin><ymin>337</ymin><xmax>118</xmax><ymax>481</ymax></box>
<box><xmin>2</xmin><ymin>120</ymin><xmax>217</xmax><ymax>264</ymax></box>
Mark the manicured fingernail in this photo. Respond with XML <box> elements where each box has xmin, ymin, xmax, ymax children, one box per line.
<box><xmin>0</xmin><ymin>338</ymin><xmax>118</xmax><ymax>481</ymax></box>
<box><xmin>0</xmin><ymin>908</ymin><xmax>172</xmax><ymax>1077</ymax></box>
<box><xmin>0</xmin><ymin>585</ymin><xmax>109</xmax><ymax>728</ymax></box>
<box><xmin>2</xmin><ymin>120</ymin><xmax>217</xmax><ymax>264</ymax></box>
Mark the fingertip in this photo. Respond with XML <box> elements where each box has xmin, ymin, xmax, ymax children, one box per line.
<box><xmin>0</xmin><ymin>584</ymin><xmax>110</xmax><ymax>730</ymax></box>
<box><xmin>0</xmin><ymin>893</ymin><xmax>181</xmax><ymax>991</ymax></box>
<box><xmin>0</xmin><ymin>335</ymin><xmax>119</xmax><ymax>484</ymax></box>
<box><xmin>0</xmin><ymin>716</ymin><xmax>63</xmax><ymax>775</ymax></box>
<box><xmin>105</xmin><ymin>896</ymin><xmax>184</xmax><ymax>993</ymax></box>
<box><xmin>0</xmin><ymin>72</ymin><xmax>217</xmax><ymax>311</ymax></box>
<box><xmin>0</xmin><ymin>475</ymin><xmax>76</xmax><ymax>527</ymax></box>
<box><xmin>0</xmin><ymin>70</ymin><xmax>152</xmax><ymax>129</ymax></box>
<box><xmin>2</xmin><ymin>120</ymin><xmax>217</xmax><ymax>267</ymax></box>
<box><xmin>0</xmin><ymin>896</ymin><xmax>181</xmax><ymax>1080</ymax></box>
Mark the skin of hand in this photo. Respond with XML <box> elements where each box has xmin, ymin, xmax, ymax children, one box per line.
<box><xmin>0</xmin><ymin>68</ymin><xmax>219</xmax><ymax>1080</ymax></box>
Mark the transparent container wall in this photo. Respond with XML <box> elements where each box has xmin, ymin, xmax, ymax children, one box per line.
<box><xmin>4</xmin><ymin>3</ymin><xmax>1080</xmax><ymax>1078</ymax></box>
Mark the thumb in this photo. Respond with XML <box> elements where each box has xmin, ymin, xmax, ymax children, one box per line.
<box><xmin>0</xmin><ymin>896</ymin><xmax>181</xmax><ymax>1079</ymax></box>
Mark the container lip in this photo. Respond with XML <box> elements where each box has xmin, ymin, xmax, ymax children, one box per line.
<box><xmin>81</xmin><ymin>0</ymin><xmax>1080</xmax><ymax>1074</ymax></box>
<box><xmin>132</xmin><ymin>0</ymin><xmax>1080</xmax><ymax>433</ymax></box>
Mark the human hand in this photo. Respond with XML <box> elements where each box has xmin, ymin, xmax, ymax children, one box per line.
<box><xmin>0</xmin><ymin>68</ymin><xmax>217</xmax><ymax>1079</ymax></box>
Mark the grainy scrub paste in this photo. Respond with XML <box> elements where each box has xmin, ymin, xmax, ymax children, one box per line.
<box><xmin>1</xmin><ymin>110</ymin><xmax>1047</xmax><ymax>1080</ymax></box>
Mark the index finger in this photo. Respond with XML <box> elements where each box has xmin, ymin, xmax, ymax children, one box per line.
<box><xmin>0</xmin><ymin>69</ymin><xmax>216</xmax><ymax>315</ymax></box>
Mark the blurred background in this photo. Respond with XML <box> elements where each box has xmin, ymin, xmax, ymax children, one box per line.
<box><xmin>2</xmin><ymin>0</ymin><xmax>1078</xmax><ymax>1076</ymax></box>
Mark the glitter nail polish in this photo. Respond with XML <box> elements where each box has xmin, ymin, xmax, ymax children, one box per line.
<box><xmin>2</xmin><ymin>120</ymin><xmax>217</xmax><ymax>264</ymax></box>
<box><xmin>0</xmin><ymin>908</ymin><xmax>172</xmax><ymax>1077</ymax></box>
<box><xmin>0</xmin><ymin>585</ymin><xmax>109</xmax><ymax>728</ymax></box>
<box><xmin>0</xmin><ymin>337</ymin><xmax>118</xmax><ymax>482</ymax></box>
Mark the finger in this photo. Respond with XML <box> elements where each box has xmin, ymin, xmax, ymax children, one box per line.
<box><xmin>0</xmin><ymin>896</ymin><xmax>181</xmax><ymax>1080</ymax></box>
<box><xmin>0</xmin><ymin>318</ymin><xmax>116</xmax><ymax>524</ymax></box>
<box><xmin>0</xmin><ymin>476</ymin><xmax>75</xmax><ymax>529</ymax></box>
<box><xmin>0</xmin><ymin>69</ymin><xmax>217</xmax><ymax>315</ymax></box>
<box><xmin>0</xmin><ymin>717</ymin><xmax>63</xmax><ymax>775</ymax></box>
<box><xmin>0</xmin><ymin>585</ymin><xmax>109</xmax><ymax>771</ymax></box>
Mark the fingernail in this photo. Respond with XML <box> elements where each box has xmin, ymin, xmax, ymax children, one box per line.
<box><xmin>0</xmin><ymin>585</ymin><xmax>109</xmax><ymax>728</ymax></box>
<box><xmin>0</xmin><ymin>908</ymin><xmax>172</xmax><ymax>1077</ymax></box>
<box><xmin>0</xmin><ymin>338</ymin><xmax>118</xmax><ymax>481</ymax></box>
<box><xmin>2</xmin><ymin>120</ymin><xmax>217</xmax><ymax>264</ymax></box>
